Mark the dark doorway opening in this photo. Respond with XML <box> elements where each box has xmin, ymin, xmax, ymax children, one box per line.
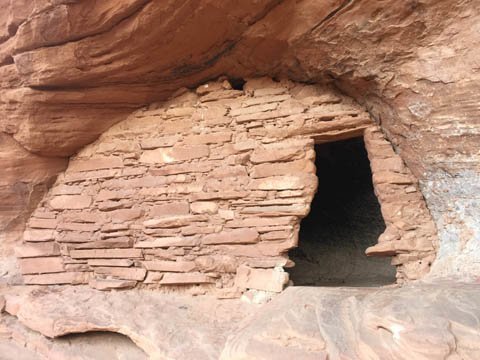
<box><xmin>288</xmin><ymin>137</ymin><xmax>396</xmax><ymax>286</ymax></box>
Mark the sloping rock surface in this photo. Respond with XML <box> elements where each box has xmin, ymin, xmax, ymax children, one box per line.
<box><xmin>4</xmin><ymin>286</ymin><xmax>256</xmax><ymax>359</ymax></box>
<box><xmin>1</xmin><ymin>283</ymin><xmax>479</xmax><ymax>359</ymax></box>
<box><xmin>222</xmin><ymin>284</ymin><xmax>480</xmax><ymax>359</ymax></box>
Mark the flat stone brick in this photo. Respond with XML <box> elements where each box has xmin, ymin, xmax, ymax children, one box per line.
<box><xmin>23</xmin><ymin>272</ymin><xmax>90</xmax><ymax>285</ymax></box>
<box><xmin>193</xmin><ymin>106</ymin><xmax>231</xmax><ymax>125</ymax></box>
<box><xmin>149</xmin><ymin>163</ymin><xmax>212</xmax><ymax>176</ymax></box>
<box><xmin>190</xmin><ymin>191</ymin><xmax>247</xmax><ymax>201</ymax></box>
<box><xmin>64</xmin><ymin>264</ymin><xmax>90</xmax><ymax>272</ymax></box>
<box><xmin>93</xmin><ymin>267</ymin><xmax>146</xmax><ymax>281</ymax></box>
<box><xmin>100</xmin><ymin>230</ymin><xmax>131</xmax><ymax>239</ymax></box>
<box><xmin>23</xmin><ymin>229</ymin><xmax>55</xmax><ymax>242</ymax></box>
<box><xmin>253</xmin><ymin>87</ymin><xmax>287</xmax><ymax>97</ymax></box>
<box><xmin>139</xmin><ymin>145</ymin><xmax>209</xmax><ymax>164</ymax></box>
<box><xmin>233</xmin><ymin>140</ymin><xmax>257</xmax><ymax>152</ymax></box>
<box><xmin>31</xmin><ymin>210</ymin><xmax>56</xmax><ymax>219</ymax></box>
<box><xmin>241</xmin><ymin>94</ymin><xmax>291</xmax><ymax>107</ymax></box>
<box><xmin>230</xmin><ymin>102</ymin><xmax>278</xmax><ymax>117</ymax></box>
<box><xmin>251</xmin><ymin>159</ymin><xmax>315</xmax><ymax>178</ymax></box>
<box><xmin>19</xmin><ymin>257</ymin><xmax>64</xmax><ymax>274</ymax></box>
<box><xmin>96</xmin><ymin>140</ymin><xmax>139</xmax><ymax>154</ymax></box>
<box><xmin>101</xmin><ymin>223</ymin><xmax>130</xmax><ymax>232</ymax></box>
<box><xmin>181</xmin><ymin>225</ymin><xmax>218</xmax><ymax>236</ymax></box>
<box><xmin>184</xmin><ymin>132</ymin><xmax>232</xmax><ymax>145</ymax></box>
<box><xmin>225</xmin><ymin>217</ymin><xmax>295</xmax><ymax>228</ymax></box>
<box><xmin>373</xmin><ymin>172</ymin><xmax>415</xmax><ymax>185</ymax></box>
<box><xmin>159</xmin><ymin>273</ymin><xmax>215</xmax><ymax>285</ymax></box>
<box><xmin>249</xmin><ymin>175</ymin><xmax>317</xmax><ymax>191</ymax></box>
<box><xmin>51</xmin><ymin>185</ymin><xmax>83</xmax><ymax>195</ymax></box>
<box><xmin>142</xmin><ymin>260</ymin><xmax>196</xmax><ymax>272</ymax></box>
<box><xmin>250</xmin><ymin>147</ymin><xmax>304</xmax><ymax>163</ymax></box>
<box><xmin>194</xmin><ymin>255</ymin><xmax>238</xmax><ymax>273</ymax></box>
<box><xmin>143</xmin><ymin>215</ymin><xmax>207</xmax><ymax>228</ymax></box>
<box><xmin>203</xmin><ymin>228</ymin><xmax>259</xmax><ymax>245</ymax></box>
<box><xmin>50</xmin><ymin>195</ymin><xmax>92</xmax><ymax>210</ymax></box>
<box><xmin>140</xmin><ymin>135</ymin><xmax>179</xmax><ymax>149</ymax></box>
<box><xmin>260</xmin><ymin>230</ymin><xmax>290</xmax><ymax>241</ymax></box>
<box><xmin>209</xmin><ymin>165</ymin><xmax>247</xmax><ymax>178</ymax></box>
<box><xmin>68</xmin><ymin>156</ymin><xmax>124</xmax><ymax>173</ymax></box>
<box><xmin>60</xmin><ymin>212</ymin><xmax>104</xmax><ymax>223</ymax></box>
<box><xmin>134</xmin><ymin>237</ymin><xmax>199</xmax><ymax>248</ymax></box>
<box><xmin>102</xmin><ymin>175</ymin><xmax>169</xmax><ymax>189</ymax></box>
<box><xmin>165</xmin><ymin>106</ymin><xmax>195</xmax><ymax>118</ymax></box>
<box><xmin>241</xmin><ymin>204</ymin><xmax>309</xmax><ymax>216</ymax></box>
<box><xmin>64</xmin><ymin>169</ymin><xmax>120</xmax><ymax>183</ymax></box>
<box><xmin>190</xmin><ymin>202</ymin><xmax>218</xmax><ymax>215</ymax></box>
<box><xmin>144</xmin><ymin>272</ymin><xmax>164</xmax><ymax>284</ymax></box>
<box><xmin>57</xmin><ymin>222</ymin><xmax>100</xmax><ymax>232</ymax></box>
<box><xmin>73</xmin><ymin>237</ymin><xmax>133</xmax><ymax>249</ymax></box>
<box><xmin>70</xmin><ymin>249</ymin><xmax>143</xmax><ymax>259</ymax></box>
<box><xmin>15</xmin><ymin>243</ymin><xmax>60</xmax><ymax>258</ymax></box>
<box><xmin>143</xmin><ymin>228</ymin><xmax>181</xmax><ymax>237</ymax></box>
<box><xmin>110</xmin><ymin>208</ymin><xmax>143</xmax><ymax>222</ymax></box>
<box><xmin>97</xmin><ymin>189</ymin><xmax>136</xmax><ymax>201</ymax></box>
<box><xmin>28</xmin><ymin>218</ymin><xmax>58</xmax><ymax>229</ymax></box>
<box><xmin>235</xmin><ymin>265</ymin><xmax>289</xmax><ymax>292</ymax></box>
<box><xmin>200</xmin><ymin>90</ymin><xmax>243</xmax><ymax>102</ymax></box>
<box><xmin>218</xmin><ymin>239</ymin><xmax>294</xmax><ymax>258</ymax></box>
<box><xmin>150</xmin><ymin>202</ymin><xmax>190</xmax><ymax>217</ymax></box>
<box><xmin>89</xmin><ymin>278</ymin><xmax>136</xmax><ymax>290</ymax></box>
<box><xmin>56</xmin><ymin>232</ymin><xmax>94</xmax><ymax>243</ymax></box>
<box><xmin>88</xmin><ymin>259</ymin><xmax>134</xmax><ymax>267</ymax></box>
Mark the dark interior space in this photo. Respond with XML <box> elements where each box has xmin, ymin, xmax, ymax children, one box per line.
<box><xmin>288</xmin><ymin>137</ymin><xmax>396</xmax><ymax>287</ymax></box>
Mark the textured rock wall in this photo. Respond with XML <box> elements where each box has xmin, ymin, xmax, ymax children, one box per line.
<box><xmin>17</xmin><ymin>78</ymin><xmax>437</xmax><ymax>294</ymax></box>
<box><xmin>364</xmin><ymin>127</ymin><xmax>437</xmax><ymax>281</ymax></box>
<box><xmin>0</xmin><ymin>1</ymin><xmax>478</xmax><ymax>282</ymax></box>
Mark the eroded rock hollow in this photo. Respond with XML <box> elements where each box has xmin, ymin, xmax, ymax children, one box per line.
<box><xmin>1</xmin><ymin>0</ymin><xmax>479</xmax><ymax>358</ymax></box>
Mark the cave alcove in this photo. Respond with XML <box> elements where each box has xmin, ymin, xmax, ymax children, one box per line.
<box><xmin>288</xmin><ymin>137</ymin><xmax>396</xmax><ymax>286</ymax></box>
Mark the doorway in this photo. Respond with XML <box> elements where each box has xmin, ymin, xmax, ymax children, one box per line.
<box><xmin>288</xmin><ymin>137</ymin><xmax>396</xmax><ymax>286</ymax></box>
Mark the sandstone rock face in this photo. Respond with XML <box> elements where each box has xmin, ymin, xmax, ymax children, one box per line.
<box><xmin>221</xmin><ymin>284</ymin><xmax>480</xmax><ymax>359</ymax></box>
<box><xmin>2</xmin><ymin>284</ymin><xmax>479</xmax><ymax>359</ymax></box>
<box><xmin>4</xmin><ymin>286</ymin><xmax>256</xmax><ymax>359</ymax></box>
<box><xmin>0</xmin><ymin>1</ymin><xmax>478</xmax><ymax>357</ymax></box>
<box><xmin>0</xmin><ymin>0</ymin><xmax>478</xmax><ymax>283</ymax></box>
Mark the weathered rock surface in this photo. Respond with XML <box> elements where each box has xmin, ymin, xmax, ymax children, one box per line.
<box><xmin>1</xmin><ymin>283</ymin><xmax>479</xmax><ymax>359</ymax></box>
<box><xmin>222</xmin><ymin>283</ymin><xmax>480</xmax><ymax>359</ymax></box>
<box><xmin>3</xmin><ymin>285</ymin><xmax>256</xmax><ymax>359</ymax></box>
<box><xmin>0</xmin><ymin>1</ymin><xmax>479</xmax><ymax>357</ymax></box>
<box><xmin>1</xmin><ymin>0</ymin><xmax>478</xmax><ymax>283</ymax></box>
<box><xmin>0</xmin><ymin>314</ymin><xmax>148</xmax><ymax>360</ymax></box>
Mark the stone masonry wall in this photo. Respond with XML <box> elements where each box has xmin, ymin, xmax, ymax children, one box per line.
<box><xmin>16</xmin><ymin>78</ymin><xmax>437</xmax><ymax>295</ymax></box>
<box><xmin>364</xmin><ymin>126</ymin><xmax>438</xmax><ymax>282</ymax></box>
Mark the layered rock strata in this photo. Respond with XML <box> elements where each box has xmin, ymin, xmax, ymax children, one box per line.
<box><xmin>17</xmin><ymin>78</ymin><xmax>437</xmax><ymax>294</ymax></box>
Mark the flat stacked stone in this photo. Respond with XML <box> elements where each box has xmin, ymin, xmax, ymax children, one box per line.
<box><xmin>364</xmin><ymin>126</ymin><xmax>437</xmax><ymax>282</ymax></box>
<box><xmin>19</xmin><ymin>77</ymin><xmax>431</xmax><ymax>295</ymax></box>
